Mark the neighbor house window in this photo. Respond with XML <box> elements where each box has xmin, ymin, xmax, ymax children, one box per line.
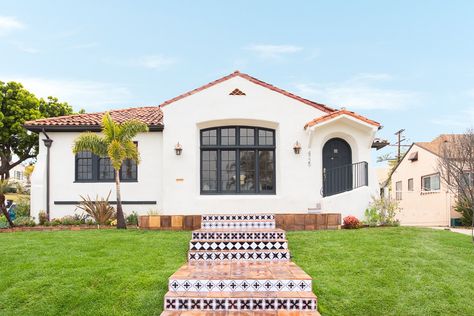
<box><xmin>408</xmin><ymin>178</ymin><xmax>414</xmax><ymax>191</ymax></box>
<box><xmin>75</xmin><ymin>143</ymin><xmax>138</xmax><ymax>182</ymax></box>
<box><xmin>200</xmin><ymin>126</ymin><xmax>275</xmax><ymax>194</ymax></box>
<box><xmin>395</xmin><ymin>181</ymin><xmax>402</xmax><ymax>200</ymax></box>
<box><xmin>422</xmin><ymin>173</ymin><xmax>440</xmax><ymax>192</ymax></box>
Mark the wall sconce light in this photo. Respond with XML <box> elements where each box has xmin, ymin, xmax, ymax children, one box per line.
<box><xmin>293</xmin><ymin>141</ymin><xmax>301</xmax><ymax>154</ymax></box>
<box><xmin>174</xmin><ymin>142</ymin><xmax>183</xmax><ymax>155</ymax></box>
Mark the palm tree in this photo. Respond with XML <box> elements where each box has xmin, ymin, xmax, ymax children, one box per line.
<box><xmin>73</xmin><ymin>113</ymin><xmax>148</xmax><ymax>229</ymax></box>
<box><xmin>0</xmin><ymin>180</ymin><xmax>14</xmax><ymax>227</ymax></box>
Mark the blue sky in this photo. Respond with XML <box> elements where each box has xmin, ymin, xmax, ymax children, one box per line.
<box><xmin>1</xmin><ymin>1</ymin><xmax>473</xmax><ymax>163</ymax></box>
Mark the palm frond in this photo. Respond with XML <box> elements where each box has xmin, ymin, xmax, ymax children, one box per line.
<box><xmin>108</xmin><ymin>139</ymin><xmax>126</xmax><ymax>170</ymax></box>
<box><xmin>123</xmin><ymin>140</ymin><xmax>140</xmax><ymax>163</ymax></box>
<box><xmin>118</xmin><ymin>120</ymin><xmax>148</xmax><ymax>141</ymax></box>
<box><xmin>72</xmin><ymin>133</ymin><xmax>108</xmax><ymax>156</ymax></box>
<box><xmin>101</xmin><ymin>113</ymin><xmax>118</xmax><ymax>141</ymax></box>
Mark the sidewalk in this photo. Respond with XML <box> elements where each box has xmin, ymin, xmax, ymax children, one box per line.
<box><xmin>430</xmin><ymin>226</ymin><xmax>473</xmax><ymax>236</ymax></box>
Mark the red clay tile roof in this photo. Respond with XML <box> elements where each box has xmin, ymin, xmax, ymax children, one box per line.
<box><xmin>415</xmin><ymin>134</ymin><xmax>464</xmax><ymax>156</ymax></box>
<box><xmin>160</xmin><ymin>70</ymin><xmax>336</xmax><ymax>113</ymax></box>
<box><xmin>304</xmin><ymin>109</ymin><xmax>381</xmax><ymax>129</ymax></box>
<box><xmin>24</xmin><ymin>106</ymin><xmax>163</xmax><ymax>131</ymax></box>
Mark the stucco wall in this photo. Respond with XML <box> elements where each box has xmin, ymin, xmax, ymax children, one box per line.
<box><xmin>390</xmin><ymin>144</ymin><xmax>455</xmax><ymax>226</ymax></box>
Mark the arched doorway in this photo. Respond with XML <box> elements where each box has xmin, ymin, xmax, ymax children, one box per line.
<box><xmin>322</xmin><ymin>138</ymin><xmax>352</xmax><ymax>196</ymax></box>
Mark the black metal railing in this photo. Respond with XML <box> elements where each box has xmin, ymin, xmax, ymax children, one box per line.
<box><xmin>322</xmin><ymin>161</ymin><xmax>368</xmax><ymax>197</ymax></box>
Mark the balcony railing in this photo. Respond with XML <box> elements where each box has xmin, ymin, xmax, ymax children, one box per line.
<box><xmin>322</xmin><ymin>161</ymin><xmax>368</xmax><ymax>197</ymax></box>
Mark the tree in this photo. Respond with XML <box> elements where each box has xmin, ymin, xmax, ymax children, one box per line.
<box><xmin>0</xmin><ymin>180</ymin><xmax>14</xmax><ymax>227</ymax></box>
<box><xmin>0</xmin><ymin>82</ymin><xmax>74</xmax><ymax>179</ymax></box>
<box><xmin>438</xmin><ymin>130</ymin><xmax>474</xmax><ymax>242</ymax></box>
<box><xmin>72</xmin><ymin>113</ymin><xmax>148</xmax><ymax>229</ymax></box>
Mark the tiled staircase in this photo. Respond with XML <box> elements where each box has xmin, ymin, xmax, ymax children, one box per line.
<box><xmin>161</xmin><ymin>214</ymin><xmax>319</xmax><ymax>315</ymax></box>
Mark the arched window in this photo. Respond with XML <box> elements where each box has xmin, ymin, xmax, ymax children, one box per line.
<box><xmin>200</xmin><ymin>126</ymin><xmax>275</xmax><ymax>194</ymax></box>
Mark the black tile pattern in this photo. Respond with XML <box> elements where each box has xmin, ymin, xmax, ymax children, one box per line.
<box><xmin>192</xmin><ymin>231</ymin><xmax>285</xmax><ymax>240</ymax></box>
<box><xmin>189</xmin><ymin>240</ymin><xmax>288</xmax><ymax>251</ymax></box>
<box><xmin>202</xmin><ymin>214</ymin><xmax>274</xmax><ymax>221</ymax></box>
<box><xmin>201</xmin><ymin>221</ymin><xmax>275</xmax><ymax>229</ymax></box>
<box><xmin>188</xmin><ymin>250</ymin><xmax>290</xmax><ymax>261</ymax></box>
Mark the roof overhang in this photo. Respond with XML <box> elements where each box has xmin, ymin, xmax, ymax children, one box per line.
<box><xmin>24</xmin><ymin>124</ymin><xmax>164</xmax><ymax>133</ymax></box>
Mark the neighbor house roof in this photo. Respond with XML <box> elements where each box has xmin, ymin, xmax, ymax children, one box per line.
<box><xmin>24</xmin><ymin>106</ymin><xmax>163</xmax><ymax>132</ymax></box>
<box><xmin>415</xmin><ymin>134</ymin><xmax>463</xmax><ymax>156</ymax></box>
<box><xmin>304</xmin><ymin>109</ymin><xmax>381</xmax><ymax>129</ymax></box>
<box><xmin>159</xmin><ymin>70</ymin><xmax>336</xmax><ymax>113</ymax></box>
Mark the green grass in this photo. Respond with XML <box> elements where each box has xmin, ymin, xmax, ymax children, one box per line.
<box><xmin>0</xmin><ymin>228</ymin><xmax>473</xmax><ymax>315</ymax></box>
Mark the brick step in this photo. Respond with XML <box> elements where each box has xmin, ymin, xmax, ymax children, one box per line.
<box><xmin>192</xmin><ymin>229</ymin><xmax>286</xmax><ymax>240</ymax></box>
<box><xmin>202</xmin><ymin>221</ymin><xmax>276</xmax><ymax>229</ymax></box>
<box><xmin>161</xmin><ymin>310</ymin><xmax>321</xmax><ymax>315</ymax></box>
<box><xmin>164</xmin><ymin>291</ymin><xmax>317</xmax><ymax>312</ymax></box>
<box><xmin>202</xmin><ymin>214</ymin><xmax>275</xmax><ymax>222</ymax></box>
<box><xmin>188</xmin><ymin>250</ymin><xmax>290</xmax><ymax>262</ymax></box>
<box><xmin>189</xmin><ymin>240</ymin><xmax>288</xmax><ymax>251</ymax></box>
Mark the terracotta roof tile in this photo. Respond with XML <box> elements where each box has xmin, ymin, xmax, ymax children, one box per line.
<box><xmin>24</xmin><ymin>106</ymin><xmax>163</xmax><ymax>131</ymax></box>
<box><xmin>304</xmin><ymin>109</ymin><xmax>380</xmax><ymax>129</ymax></box>
<box><xmin>415</xmin><ymin>134</ymin><xmax>464</xmax><ymax>156</ymax></box>
<box><xmin>160</xmin><ymin>70</ymin><xmax>336</xmax><ymax>113</ymax></box>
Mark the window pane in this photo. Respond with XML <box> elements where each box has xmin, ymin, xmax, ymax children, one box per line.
<box><xmin>99</xmin><ymin>158</ymin><xmax>115</xmax><ymax>180</ymax></box>
<box><xmin>121</xmin><ymin>159</ymin><xmax>137</xmax><ymax>180</ymax></box>
<box><xmin>239</xmin><ymin>128</ymin><xmax>255</xmax><ymax>145</ymax></box>
<box><xmin>396</xmin><ymin>181</ymin><xmax>402</xmax><ymax>200</ymax></box>
<box><xmin>240</xmin><ymin>150</ymin><xmax>256</xmax><ymax>192</ymax></box>
<box><xmin>258</xmin><ymin>129</ymin><xmax>274</xmax><ymax>146</ymax></box>
<box><xmin>258</xmin><ymin>150</ymin><xmax>274</xmax><ymax>192</ymax></box>
<box><xmin>221</xmin><ymin>150</ymin><xmax>236</xmax><ymax>192</ymax></box>
<box><xmin>221</xmin><ymin>128</ymin><xmax>236</xmax><ymax>146</ymax></box>
<box><xmin>201</xmin><ymin>150</ymin><xmax>217</xmax><ymax>191</ymax></box>
<box><xmin>201</xmin><ymin>129</ymin><xmax>217</xmax><ymax>146</ymax></box>
<box><xmin>423</xmin><ymin>177</ymin><xmax>431</xmax><ymax>191</ymax></box>
<box><xmin>77</xmin><ymin>151</ymin><xmax>93</xmax><ymax>180</ymax></box>
<box><xmin>408</xmin><ymin>178</ymin><xmax>413</xmax><ymax>191</ymax></box>
<box><xmin>432</xmin><ymin>174</ymin><xmax>440</xmax><ymax>190</ymax></box>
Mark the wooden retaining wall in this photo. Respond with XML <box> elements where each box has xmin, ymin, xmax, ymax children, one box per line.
<box><xmin>138</xmin><ymin>213</ymin><xmax>341</xmax><ymax>231</ymax></box>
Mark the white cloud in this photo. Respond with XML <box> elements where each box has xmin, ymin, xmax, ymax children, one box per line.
<box><xmin>2</xmin><ymin>75</ymin><xmax>134</xmax><ymax>112</ymax></box>
<box><xmin>0</xmin><ymin>16</ymin><xmax>24</xmax><ymax>35</ymax></box>
<box><xmin>294</xmin><ymin>73</ymin><xmax>419</xmax><ymax>110</ymax></box>
<box><xmin>133</xmin><ymin>55</ymin><xmax>176</xmax><ymax>69</ymax></box>
<box><xmin>12</xmin><ymin>42</ymin><xmax>40</xmax><ymax>54</ymax></box>
<box><xmin>245</xmin><ymin>44</ymin><xmax>303</xmax><ymax>59</ymax></box>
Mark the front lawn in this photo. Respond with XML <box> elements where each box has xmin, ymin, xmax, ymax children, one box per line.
<box><xmin>0</xmin><ymin>227</ymin><xmax>473</xmax><ymax>315</ymax></box>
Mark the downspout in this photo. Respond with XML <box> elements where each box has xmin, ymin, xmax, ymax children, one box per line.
<box><xmin>41</xmin><ymin>130</ymin><xmax>53</xmax><ymax>221</ymax></box>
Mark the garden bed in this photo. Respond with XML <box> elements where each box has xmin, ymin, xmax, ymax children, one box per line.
<box><xmin>0</xmin><ymin>225</ymin><xmax>138</xmax><ymax>233</ymax></box>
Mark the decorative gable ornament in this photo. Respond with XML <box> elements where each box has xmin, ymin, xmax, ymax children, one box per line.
<box><xmin>229</xmin><ymin>88</ymin><xmax>246</xmax><ymax>96</ymax></box>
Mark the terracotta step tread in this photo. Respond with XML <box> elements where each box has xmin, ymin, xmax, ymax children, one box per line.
<box><xmin>161</xmin><ymin>310</ymin><xmax>320</xmax><ymax>315</ymax></box>
<box><xmin>170</xmin><ymin>262</ymin><xmax>311</xmax><ymax>280</ymax></box>
<box><xmin>165</xmin><ymin>291</ymin><xmax>317</xmax><ymax>299</ymax></box>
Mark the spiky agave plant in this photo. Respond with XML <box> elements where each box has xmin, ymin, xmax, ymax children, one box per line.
<box><xmin>72</xmin><ymin>113</ymin><xmax>148</xmax><ymax>229</ymax></box>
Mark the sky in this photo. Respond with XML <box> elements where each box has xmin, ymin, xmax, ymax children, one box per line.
<box><xmin>1</xmin><ymin>1</ymin><xmax>473</xmax><ymax>165</ymax></box>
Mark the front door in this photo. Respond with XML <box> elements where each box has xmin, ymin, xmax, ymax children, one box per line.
<box><xmin>322</xmin><ymin>138</ymin><xmax>352</xmax><ymax>196</ymax></box>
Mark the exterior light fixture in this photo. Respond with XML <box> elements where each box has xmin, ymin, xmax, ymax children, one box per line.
<box><xmin>174</xmin><ymin>142</ymin><xmax>183</xmax><ymax>155</ymax></box>
<box><xmin>293</xmin><ymin>141</ymin><xmax>301</xmax><ymax>154</ymax></box>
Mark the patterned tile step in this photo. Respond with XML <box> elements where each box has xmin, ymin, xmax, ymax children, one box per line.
<box><xmin>170</xmin><ymin>262</ymin><xmax>312</xmax><ymax>281</ymax></box>
<box><xmin>188</xmin><ymin>250</ymin><xmax>290</xmax><ymax>262</ymax></box>
<box><xmin>202</xmin><ymin>214</ymin><xmax>275</xmax><ymax>221</ymax></box>
<box><xmin>164</xmin><ymin>291</ymin><xmax>317</xmax><ymax>312</ymax></box>
<box><xmin>192</xmin><ymin>229</ymin><xmax>286</xmax><ymax>241</ymax></box>
<box><xmin>202</xmin><ymin>221</ymin><xmax>275</xmax><ymax>229</ymax></box>
<box><xmin>189</xmin><ymin>240</ymin><xmax>288</xmax><ymax>251</ymax></box>
<box><xmin>169</xmin><ymin>278</ymin><xmax>312</xmax><ymax>292</ymax></box>
<box><xmin>161</xmin><ymin>310</ymin><xmax>321</xmax><ymax>315</ymax></box>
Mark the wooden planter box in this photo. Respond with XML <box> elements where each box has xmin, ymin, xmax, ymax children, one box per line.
<box><xmin>138</xmin><ymin>215</ymin><xmax>201</xmax><ymax>230</ymax></box>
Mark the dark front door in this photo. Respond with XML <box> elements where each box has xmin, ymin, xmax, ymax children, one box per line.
<box><xmin>322</xmin><ymin>138</ymin><xmax>352</xmax><ymax>196</ymax></box>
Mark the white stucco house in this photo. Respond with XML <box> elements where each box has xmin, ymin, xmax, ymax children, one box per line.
<box><xmin>25</xmin><ymin>71</ymin><xmax>383</xmax><ymax>222</ymax></box>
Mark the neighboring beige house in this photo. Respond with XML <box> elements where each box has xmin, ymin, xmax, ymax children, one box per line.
<box><xmin>390</xmin><ymin>135</ymin><xmax>461</xmax><ymax>226</ymax></box>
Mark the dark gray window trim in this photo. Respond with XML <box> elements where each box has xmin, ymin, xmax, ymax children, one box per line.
<box><xmin>200</xmin><ymin>126</ymin><xmax>276</xmax><ymax>195</ymax></box>
<box><xmin>75</xmin><ymin>143</ymin><xmax>139</xmax><ymax>183</ymax></box>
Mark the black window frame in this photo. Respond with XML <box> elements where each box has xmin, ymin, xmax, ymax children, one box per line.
<box><xmin>74</xmin><ymin>143</ymin><xmax>139</xmax><ymax>183</ymax></box>
<box><xmin>200</xmin><ymin>126</ymin><xmax>276</xmax><ymax>195</ymax></box>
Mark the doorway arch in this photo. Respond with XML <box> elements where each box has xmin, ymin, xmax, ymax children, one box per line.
<box><xmin>322</xmin><ymin>138</ymin><xmax>352</xmax><ymax>196</ymax></box>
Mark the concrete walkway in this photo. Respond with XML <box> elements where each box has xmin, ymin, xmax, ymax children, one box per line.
<box><xmin>430</xmin><ymin>226</ymin><xmax>473</xmax><ymax>236</ymax></box>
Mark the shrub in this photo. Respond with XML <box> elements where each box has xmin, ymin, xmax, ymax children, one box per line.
<box><xmin>38</xmin><ymin>211</ymin><xmax>48</xmax><ymax>225</ymax></box>
<box><xmin>51</xmin><ymin>218</ymin><xmax>62</xmax><ymax>226</ymax></box>
<box><xmin>73</xmin><ymin>213</ymin><xmax>88</xmax><ymax>224</ymax></box>
<box><xmin>14</xmin><ymin>216</ymin><xmax>36</xmax><ymax>227</ymax></box>
<box><xmin>60</xmin><ymin>215</ymin><xmax>76</xmax><ymax>225</ymax></box>
<box><xmin>85</xmin><ymin>218</ymin><xmax>95</xmax><ymax>226</ymax></box>
<box><xmin>0</xmin><ymin>215</ymin><xmax>9</xmax><ymax>228</ymax></box>
<box><xmin>76</xmin><ymin>192</ymin><xmax>116</xmax><ymax>226</ymax></box>
<box><xmin>364</xmin><ymin>207</ymin><xmax>380</xmax><ymax>227</ymax></box>
<box><xmin>343</xmin><ymin>215</ymin><xmax>360</xmax><ymax>229</ymax></box>
<box><xmin>455</xmin><ymin>198</ymin><xmax>473</xmax><ymax>227</ymax></box>
<box><xmin>14</xmin><ymin>197</ymin><xmax>30</xmax><ymax>217</ymax></box>
<box><xmin>126</xmin><ymin>212</ymin><xmax>138</xmax><ymax>226</ymax></box>
<box><xmin>369</xmin><ymin>196</ymin><xmax>400</xmax><ymax>226</ymax></box>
